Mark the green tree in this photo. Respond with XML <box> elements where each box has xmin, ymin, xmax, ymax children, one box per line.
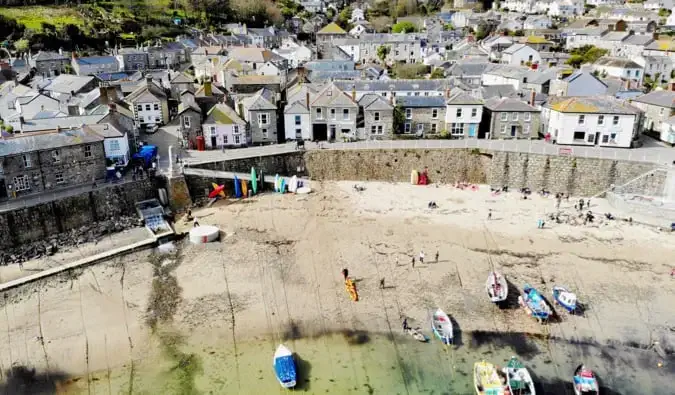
<box><xmin>393</xmin><ymin>105</ymin><xmax>405</xmax><ymax>134</ymax></box>
<box><xmin>430</xmin><ymin>68</ymin><xmax>445</xmax><ymax>79</ymax></box>
<box><xmin>565</xmin><ymin>54</ymin><xmax>584</xmax><ymax>68</ymax></box>
<box><xmin>658</xmin><ymin>8</ymin><xmax>671</xmax><ymax>17</ymax></box>
<box><xmin>443</xmin><ymin>23</ymin><xmax>455</xmax><ymax>31</ymax></box>
<box><xmin>337</xmin><ymin>6</ymin><xmax>352</xmax><ymax>29</ymax></box>
<box><xmin>377</xmin><ymin>45</ymin><xmax>390</xmax><ymax>63</ymax></box>
<box><xmin>392</xmin><ymin>21</ymin><xmax>418</xmax><ymax>33</ymax></box>
<box><xmin>14</xmin><ymin>38</ymin><xmax>29</xmax><ymax>53</ymax></box>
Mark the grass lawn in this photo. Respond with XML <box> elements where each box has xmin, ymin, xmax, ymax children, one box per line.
<box><xmin>0</xmin><ymin>6</ymin><xmax>85</xmax><ymax>30</ymax></box>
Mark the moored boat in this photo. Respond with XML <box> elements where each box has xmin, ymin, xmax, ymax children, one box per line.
<box><xmin>518</xmin><ymin>284</ymin><xmax>552</xmax><ymax>323</ymax></box>
<box><xmin>431</xmin><ymin>308</ymin><xmax>453</xmax><ymax>345</ymax></box>
<box><xmin>486</xmin><ymin>271</ymin><xmax>508</xmax><ymax>303</ymax></box>
<box><xmin>502</xmin><ymin>357</ymin><xmax>536</xmax><ymax>395</ymax></box>
<box><xmin>573</xmin><ymin>364</ymin><xmax>599</xmax><ymax>395</ymax></box>
<box><xmin>273</xmin><ymin>344</ymin><xmax>297</xmax><ymax>388</ymax></box>
<box><xmin>552</xmin><ymin>286</ymin><xmax>578</xmax><ymax>314</ymax></box>
<box><xmin>474</xmin><ymin>360</ymin><xmax>506</xmax><ymax>395</ymax></box>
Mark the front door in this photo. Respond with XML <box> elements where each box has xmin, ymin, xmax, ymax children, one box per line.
<box><xmin>595</xmin><ymin>132</ymin><xmax>600</xmax><ymax>146</ymax></box>
<box><xmin>211</xmin><ymin>136</ymin><xmax>217</xmax><ymax>147</ymax></box>
<box><xmin>511</xmin><ymin>125</ymin><xmax>517</xmax><ymax>137</ymax></box>
<box><xmin>0</xmin><ymin>179</ymin><xmax>6</xmax><ymax>199</ymax></box>
<box><xmin>468</xmin><ymin>124</ymin><xmax>476</xmax><ymax>137</ymax></box>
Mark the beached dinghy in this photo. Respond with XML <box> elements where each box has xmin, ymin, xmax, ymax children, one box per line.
<box><xmin>486</xmin><ymin>272</ymin><xmax>508</xmax><ymax>303</ymax></box>
<box><xmin>518</xmin><ymin>284</ymin><xmax>552</xmax><ymax>323</ymax></box>
<box><xmin>573</xmin><ymin>365</ymin><xmax>599</xmax><ymax>395</ymax></box>
<box><xmin>273</xmin><ymin>344</ymin><xmax>297</xmax><ymax>388</ymax></box>
<box><xmin>474</xmin><ymin>361</ymin><xmax>506</xmax><ymax>395</ymax></box>
<box><xmin>552</xmin><ymin>286</ymin><xmax>578</xmax><ymax>314</ymax></box>
<box><xmin>405</xmin><ymin>327</ymin><xmax>429</xmax><ymax>342</ymax></box>
<box><xmin>503</xmin><ymin>357</ymin><xmax>536</xmax><ymax>395</ymax></box>
<box><xmin>431</xmin><ymin>309</ymin><xmax>453</xmax><ymax>345</ymax></box>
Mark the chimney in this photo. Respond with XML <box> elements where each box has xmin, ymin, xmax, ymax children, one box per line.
<box><xmin>445</xmin><ymin>88</ymin><xmax>451</xmax><ymax>99</ymax></box>
<box><xmin>99</xmin><ymin>86</ymin><xmax>109</xmax><ymax>105</ymax></box>
<box><xmin>529</xmin><ymin>90</ymin><xmax>536</xmax><ymax>106</ymax></box>
<box><xmin>389</xmin><ymin>91</ymin><xmax>394</xmax><ymax>105</ymax></box>
<box><xmin>351</xmin><ymin>86</ymin><xmax>356</xmax><ymax>101</ymax></box>
<box><xmin>306</xmin><ymin>91</ymin><xmax>310</xmax><ymax>109</ymax></box>
<box><xmin>204</xmin><ymin>80</ymin><xmax>212</xmax><ymax>96</ymax></box>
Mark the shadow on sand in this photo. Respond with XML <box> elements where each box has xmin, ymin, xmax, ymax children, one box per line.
<box><xmin>293</xmin><ymin>352</ymin><xmax>312</xmax><ymax>391</ymax></box>
<box><xmin>0</xmin><ymin>365</ymin><xmax>72</xmax><ymax>395</ymax></box>
<box><xmin>496</xmin><ymin>277</ymin><xmax>521</xmax><ymax>310</ymax></box>
<box><xmin>449</xmin><ymin>315</ymin><xmax>463</xmax><ymax>348</ymax></box>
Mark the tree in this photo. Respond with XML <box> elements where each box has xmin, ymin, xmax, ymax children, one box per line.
<box><xmin>14</xmin><ymin>38</ymin><xmax>29</xmax><ymax>53</ymax></box>
<box><xmin>278</xmin><ymin>0</ymin><xmax>301</xmax><ymax>18</ymax></box>
<box><xmin>337</xmin><ymin>6</ymin><xmax>352</xmax><ymax>29</ymax></box>
<box><xmin>392</xmin><ymin>21</ymin><xmax>418</xmax><ymax>33</ymax></box>
<box><xmin>395</xmin><ymin>0</ymin><xmax>417</xmax><ymax>17</ymax></box>
<box><xmin>443</xmin><ymin>23</ymin><xmax>455</xmax><ymax>31</ymax></box>
<box><xmin>430</xmin><ymin>68</ymin><xmax>445</xmax><ymax>79</ymax></box>
<box><xmin>371</xmin><ymin>16</ymin><xmax>391</xmax><ymax>32</ymax></box>
<box><xmin>658</xmin><ymin>8</ymin><xmax>671</xmax><ymax>17</ymax></box>
<box><xmin>565</xmin><ymin>55</ymin><xmax>584</xmax><ymax>68</ymax></box>
<box><xmin>377</xmin><ymin>45</ymin><xmax>390</xmax><ymax>63</ymax></box>
<box><xmin>393</xmin><ymin>105</ymin><xmax>405</xmax><ymax>134</ymax></box>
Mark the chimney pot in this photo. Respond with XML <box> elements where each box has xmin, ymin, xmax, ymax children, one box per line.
<box><xmin>529</xmin><ymin>90</ymin><xmax>536</xmax><ymax>106</ymax></box>
<box><xmin>306</xmin><ymin>91</ymin><xmax>310</xmax><ymax>108</ymax></box>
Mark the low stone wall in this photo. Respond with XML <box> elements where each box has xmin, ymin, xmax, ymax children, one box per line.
<box><xmin>0</xmin><ymin>179</ymin><xmax>158</xmax><ymax>249</ymax></box>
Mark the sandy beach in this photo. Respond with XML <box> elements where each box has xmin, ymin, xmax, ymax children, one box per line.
<box><xmin>0</xmin><ymin>180</ymin><xmax>673</xmax><ymax>394</ymax></box>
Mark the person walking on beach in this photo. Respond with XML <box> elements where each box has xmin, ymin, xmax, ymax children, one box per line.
<box><xmin>18</xmin><ymin>261</ymin><xmax>23</xmax><ymax>271</ymax></box>
<box><xmin>342</xmin><ymin>268</ymin><xmax>349</xmax><ymax>280</ymax></box>
<box><xmin>419</xmin><ymin>250</ymin><xmax>425</xmax><ymax>264</ymax></box>
<box><xmin>435</xmin><ymin>251</ymin><xmax>439</xmax><ymax>263</ymax></box>
<box><xmin>402</xmin><ymin>318</ymin><xmax>409</xmax><ymax>331</ymax></box>
<box><xmin>193</xmin><ymin>216</ymin><xmax>200</xmax><ymax>227</ymax></box>
<box><xmin>411</xmin><ymin>257</ymin><xmax>415</xmax><ymax>268</ymax></box>
<box><xmin>380</xmin><ymin>278</ymin><xmax>385</xmax><ymax>289</ymax></box>
<box><xmin>487</xmin><ymin>209</ymin><xmax>492</xmax><ymax>220</ymax></box>
<box><xmin>579</xmin><ymin>199</ymin><xmax>585</xmax><ymax>211</ymax></box>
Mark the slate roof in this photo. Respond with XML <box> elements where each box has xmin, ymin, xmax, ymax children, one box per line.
<box><xmin>333</xmin><ymin>79</ymin><xmax>450</xmax><ymax>92</ymax></box>
<box><xmin>0</xmin><ymin>128</ymin><xmax>102</xmax><ymax>157</ymax></box>
<box><xmin>33</xmin><ymin>51</ymin><xmax>68</xmax><ymax>61</ymax></box>
<box><xmin>84</xmin><ymin>123</ymin><xmax>125</xmax><ymax>139</ymax></box>
<box><xmin>228</xmin><ymin>47</ymin><xmax>284</xmax><ymax>63</ymax></box>
<box><xmin>75</xmin><ymin>56</ymin><xmax>118</xmax><ymax>66</ymax></box>
<box><xmin>317</xmin><ymin>22</ymin><xmax>347</xmax><ymax>35</ymax></box>
<box><xmin>395</xmin><ymin>96</ymin><xmax>446</xmax><ymax>108</ymax></box>
<box><xmin>448</xmin><ymin>62</ymin><xmax>491</xmax><ymax>76</ymax></box>
<box><xmin>632</xmin><ymin>91</ymin><xmax>675</xmax><ymax>109</ymax></box>
<box><xmin>484</xmin><ymin>97</ymin><xmax>538</xmax><ymax>112</ymax></box>
<box><xmin>503</xmin><ymin>44</ymin><xmax>530</xmax><ymax>55</ymax></box>
<box><xmin>359</xmin><ymin>94</ymin><xmax>393</xmax><ymax>111</ymax></box>
<box><xmin>563</xmin><ymin>71</ymin><xmax>607</xmax><ymax>87</ymax></box>
<box><xmin>480</xmin><ymin>84</ymin><xmax>517</xmax><ymax>100</ymax></box>
<box><xmin>230</xmin><ymin>75</ymin><xmax>282</xmax><ymax>86</ymax></box>
<box><xmin>311</xmin><ymin>83</ymin><xmax>358</xmax><ymax>107</ymax></box>
<box><xmin>447</xmin><ymin>91</ymin><xmax>483</xmax><ymax>105</ymax></box>
<box><xmin>594</xmin><ymin>57</ymin><xmax>642</xmax><ymax>69</ymax></box>
<box><xmin>545</xmin><ymin>96</ymin><xmax>641</xmax><ymax>115</ymax></box>
<box><xmin>17</xmin><ymin>114</ymin><xmax>108</xmax><ymax>132</ymax></box>
<box><xmin>171</xmin><ymin>72</ymin><xmax>194</xmax><ymax>84</ymax></box>
<box><xmin>204</xmin><ymin>103</ymin><xmax>245</xmax><ymax>125</ymax></box>
<box><xmin>39</xmin><ymin>75</ymin><xmax>94</xmax><ymax>94</ymax></box>
<box><xmin>622</xmin><ymin>35</ymin><xmax>654</xmax><ymax>46</ymax></box>
<box><xmin>284</xmin><ymin>101</ymin><xmax>309</xmax><ymax>114</ymax></box>
<box><xmin>242</xmin><ymin>88</ymin><xmax>277</xmax><ymax>111</ymax></box>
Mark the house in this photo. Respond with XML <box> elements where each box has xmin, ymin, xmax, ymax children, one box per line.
<box><xmin>396</xmin><ymin>96</ymin><xmax>447</xmax><ymax>136</ymax></box>
<box><xmin>202</xmin><ymin>103</ymin><xmax>249</xmax><ymax>148</ymax></box>
<box><xmin>284</xmin><ymin>101</ymin><xmax>311</xmax><ymax>141</ymax></box>
<box><xmin>0</xmin><ymin>127</ymin><xmax>106</xmax><ymax>199</ymax></box>
<box><xmin>444</xmin><ymin>90</ymin><xmax>484</xmax><ymax>138</ymax></box>
<box><xmin>116</xmin><ymin>48</ymin><xmax>149</xmax><ymax>72</ymax></box>
<box><xmin>125</xmin><ymin>78</ymin><xmax>169</xmax><ymax>129</ymax></box>
<box><xmin>166</xmin><ymin>92</ymin><xmax>203</xmax><ymax>149</ymax></box>
<box><xmin>350</xmin><ymin>7</ymin><xmax>365</xmax><ymax>23</ymax></box>
<box><xmin>169</xmin><ymin>72</ymin><xmax>195</xmax><ymax>98</ymax></box>
<box><xmin>359</xmin><ymin>94</ymin><xmax>394</xmax><ymax>140</ymax></box>
<box><xmin>247</xmin><ymin>27</ymin><xmax>282</xmax><ymax>49</ymax></box>
<box><xmin>521</xmin><ymin>35</ymin><xmax>554</xmax><ymax>52</ymax></box>
<box><xmin>349</xmin><ymin>22</ymin><xmax>372</xmax><ymax>38</ymax></box>
<box><xmin>643</xmin><ymin>39</ymin><xmax>675</xmax><ymax>63</ymax></box>
<box><xmin>646</xmin><ymin>0</ymin><xmax>674</xmax><ymax>10</ymax></box>
<box><xmin>667</xmin><ymin>9</ymin><xmax>675</xmax><ymax>27</ymax></box>
<box><xmin>333</xmin><ymin>79</ymin><xmax>449</xmax><ymax>102</ymax></box>
<box><xmin>482</xmin><ymin>65</ymin><xmax>533</xmax><ymax>91</ymax></box>
<box><xmin>630</xmin><ymin>90</ymin><xmax>675</xmax><ymax>144</ymax></box>
<box><xmin>0</xmin><ymin>82</ymin><xmax>62</xmax><ymax>131</ymax></box>
<box><xmin>592</xmin><ymin>57</ymin><xmax>644</xmax><ymax>87</ymax></box>
<box><xmin>357</xmin><ymin>33</ymin><xmax>425</xmax><ymax>64</ymax></box>
<box><xmin>309</xmin><ymin>83</ymin><xmax>358</xmax><ymax>141</ymax></box>
<box><xmin>85</xmin><ymin>123</ymin><xmax>131</xmax><ymax>168</ymax></box>
<box><xmin>240</xmin><ymin>88</ymin><xmax>279</xmax><ymax>144</ymax></box>
<box><xmin>635</xmin><ymin>56</ymin><xmax>673</xmax><ymax>85</ymax></box>
<box><xmin>273</xmin><ymin>45</ymin><xmax>313</xmax><ymax>68</ymax></box>
<box><xmin>316</xmin><ymin>23</ymin><xmax>348</xmax><ymax>55</ymax></box>
<box><xmin>72</xmin><ymin>54</ymin><xmax>120</xmax><ymax>76</ymax></box>
<box><xmin>564</xmin><ymin>27</ymin><xmax>608</xmax><ymax>50</ymax></box>
<box><xmin>500</xmin><ymin>44</ymin><xmax>541</xmax><ymax>66</ymax></box>
<box><xmin>547</xmin><ymin>0</ymin><xmax>583</xmax><ymax>17</ymax></box>
<box><xmin>542</xmin><ymin>96</ymin><xmax>642</xmax><ymax>147</ymax></box>
<box><xmin>618</xmin><ymin>34</ymin><xmax>655</xmax><ymax>59</ymax></box>
<box><xmin>147</xmin><ymin>44</ymin><xmax>189</xmax><ymax>69</ymax></box>
<box><xmin>37</xmin><ymin>74</ymin><xmax>96</xmax><ymax>102</ymax></box>
<box><xmin>549</xmin><ymin>71</ymin><xmax>608</xmax><ymax>97</ymax></box>
<box><xmin>447</xmin><ymin>62</ymin><xmax>491</xmax><ymax>87</ymax></box>
<box><xmin>481</xmin><ymin>96</ymin><xmax>540</xmax><ymax>139</ymax></box>
<box><xmin>523</xmin><ymin>16</ymin><xmax>552</xmax><ymax>30</ymax></box>
<box><xmin>228</xmin><ymin>47</ymin><xmax>287</xmax><ymax>72</ymax></box>
<box><xmin>28</xmin><ymin>51</ymin><xmax>70</xmax><ymax>77</ymax></box>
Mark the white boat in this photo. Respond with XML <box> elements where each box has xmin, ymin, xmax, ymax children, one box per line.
<box><xmin>431</xmin><ymin>309</ymin><xmax>453</xmax><ymax>345</ymax></box>
<box><xmin>273</xmin><ymin>344</ymin><xmax>297</xmax><ymax>388</ymax></box>
<box><xmin>503</xmin><ymin>357</ymin><xmax>536</xmax><ymax>395</ymax></box>
<box><xmin>486</xmin><ymin>272</ymin><xmax>508</xmax><ymax>303</ymax></box>
<box><xmin>552</xmin><ymin>286</ymin><xmax>578</xmax><ymax>314</ymax></box>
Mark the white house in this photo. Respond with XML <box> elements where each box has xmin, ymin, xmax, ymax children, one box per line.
<box><xmin>284</xmin><ymin>101</ymin><xmax>311</xmax><ymax>141</ymax></box>
<box><xmin>549</xmin><ymin>71</ymin><xmax>608</xmax><ymax>96</ymax></box>
<box><xmin>667</xmin><ymin>8</ymin><xmax>675</xmax><ymax>27</ymax></box>
<box><xmin>85</xmin><ymin>123</ymin><xmax>130</xmax><ymax>167</ymax></box>
<box><xmin>644</xmin><ymin>0</ymin><xmax>673</xmax><ymax>11</ymax></box>
<box><xmin>258</xmin><ymin>61</ymin><xmax>284</xmax><ymax>76</ymax></box>
<box><xmin>273</xmin><ymin>45</ymin><xmax>312</xmax><ymax>68</ymax></box>
<box><xmin>547</xmin><ymin>0</ymin><xmax>583</xmax><ymax>17</ymax></box>
<box><xmin>125</xmin><ymin>79</ymin><xmax>169</xmax><ymax>129</ymax></box>
<box><xmin>592</xmin><ymin>57</ymin><xmax>644</xmax><ymax>87</ymax></box>
<box><xmin>635</xmin><ymin>55</ymin><xmax>673</xmax><ymax>84</ymax></box>
<box><xmin>202</xmin><ymin>103</ymin><xmax>250</xmax><ymax>148</ymax></box>
<box><xmin>349</xmin><ymin>7</ymin><xmax>365</xmax><ymax>23</ymax></box>
<box><xmin>542</xmin><ymin>96</ymin><xmax>642</xmax><ymax>147</ymax></box>
<box><xmin>523</xmin><ymin>16</ymin><xmax>552</xmax><ymax>30</ymax></box>
<box><xmin>500</xmin><ymin>44</ymin><xmax>541</xmax><ymax>66</ymax></box>
<box><xmin>445</xmin><ymin>90</ymin><xmax>484</xmax><ymax>138</ymax></box>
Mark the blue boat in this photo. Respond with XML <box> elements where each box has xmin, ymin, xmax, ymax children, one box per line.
<box><xmin>273</xmin><ymin>344</ymin><xmax>297</xmax><ymax>388</ymax></box>
<box><xmin>519</xmin><ymin>284</ymin><xmax>552</xmax><ymax>322</ymax></box>
<box><xmin>552</xmin><ymin>286</ymin><xmax>578</xmax><ymax>313</ymax></box>
<box><xmin>233</xmin><ymin>175</ymin><xmax>242</xmax><ymax>198</ymax></box>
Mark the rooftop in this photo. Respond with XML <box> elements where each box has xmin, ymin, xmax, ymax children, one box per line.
<box><xmin>317</xmin><ymin>23</ymin><xmax>347</xmax><ymax>35</ymax></box>
<box><xmin>594</xmin><ymin>56</ymin><xmax>642</xmax><ymax>69</ymax></box>
<box><xmin>484</xmin><ymin>97</ymin><xmax>538</xmax><ymax>112</ymax></box>
<box><xmin>395</xmin><ymin>96</ymin><xmax>447</xmax><ymax>108</ymax></box>
<box><xmin>0</xmin><ymin>127</ymin><xmax>103</xmax><ymax>157</ymax></box>
<box><xmin>546</xmin><ymin>96</ymin><xmax>641</xmax><ymax>115</ymax></box>
<box><xmin>631</xmin><ymin>90</ymin><xmax>675</xmax><ymax>109</ymax></box>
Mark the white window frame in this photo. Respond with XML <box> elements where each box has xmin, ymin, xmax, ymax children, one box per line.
<box><xmin>578</xmin><ymin>115</ymin><xmax>585</xmax><ymax>125</ymax></box>
<box><xmin>145</xmin><ymin>104</ymin><xmax>151</xmax><ymax>111</ymax></box>
<box><xmin>524</xmin><ymin>112</ymin><xmax>531</xmax><ymax>122</ymax></box>
<box><xmin>183</xmin><ymin>116</ymin><xmax>191</xmax><ymax>128</ymax></box>
<box><xmin>374</xmin><ymin>112</ymin><xmax>380</xmax><ymax>121</ymax></box>
<box><xmin>136</xmin><ymin>104</ymin><xmax>143</xmax><ymax>112</ymax></box>
<box><xmin>210</xmin><ymin>126</ymin><xmax>217</xmax><ymax>136</ymax></box>
<box><xmin>405</xmin><ymin>109</ymin><xmax>412</xmax><ymax>119</ymax></box>
<box><xmin>23</xmin><ymin>155</ymin><xmax>32</xmax><ymax>168</ymax></box>
<box><xmin>450</xmin><ymin>123</ymin><xmax>464</xmax><ymax>136</ymax></box>
<box><xmin>13</xmin><ymin>175</ymin><xmax>30</xmax><ymax>191</ymax></box>
<box><xmin>110</xmin><ymin>140</ymin><xmax>120</xmax><ymax>152</ymax></box>
<box><xmin>294</xmin><ymin>115</ymin><xmax>301</xmax><ymax>125</ymax></box>
<box><xmin>598</xmin><ymin>115</ymin><xmax>604</xmax><ymax>125</ymax></box>
<box><xmin>500</xmin><ymin>124</ymin><xmax>508</xmax><ymax>134</ymax></box>
<box><xmin>84</xmin><ymin>145</ymin><xmax>92</xmax><ymax>158</ymax></box>
<box><xmin>431</xmin><ymin>123</ymin><xmax>437</xmax><ymax>133</ymax></box>
<box><xmin>153</xmin><ymin>103</ymin><xmax>159</xmax><ymax>111</ymax></box>
<box><xmin>613</xmin><ymin>115</ymin><xmax>619</xmax><ymax>125</ymax></box>
<box><xmin>376</xmin><ymin>125</ymin><xmax>383</xmax><ymax>135</ymax></box>
<box><xmin>456</xmin><ymin>108</ymin><xmax>462</xmax><ymax>117</ymax></box>
<box><xmin>404</xmin><ymin>122</ymin><xmax>411</xmax><ymax>133</ymax></box>
<box><xmin>223</xmin><ymin>134</ymin><xmax>228</xmax><ymax>144</ymax></box>
<box><xmin>471</xmin><ymin>108</ymin><xmax>477</xmax><ymax>118</ymax></box>
<box><xmin>234</xmin><ymin>134</ymin><xmax>240</xmax><ymax>144</ymax></box>
<box><xmin>233</xmin><ymin>125</ymin><xmax>240</xmax><ymax>134</ymax></box>
<box><xmin>258</xmin><ymin>113</ymin><xmax>269</xmax><ymax>125</ymax></box>
<box><xmin>417</xmin><ymin>124</ymin><xmax>424</xmax><ymax>133</ymax></box>
<box><xmin>342</xmin><ymin>109</ymin><xmax>350</xmax><ymax>121</ymax></box>
<box><xmin>500</xmin><ymin>113</ymin><xmax>508</xmax><ymax>121</ymax></box>
<box><xmin>316</xmin><ymin>108</ymin><xmax>323</xmax><ymax>119</ymax></box>
<box><xmin>295</xmin><ymin>128</ymin><xmax>302</xmax><ymax>138</ymax></box>
<box><xmin>512</xmin><ymin>112</ymin><xmax>518</xmax><ymax>121</ymax></box>
<box><xmin>523</xmin><ymin>124</ymin><xmax>530</xmax><ymax>134</ymax></box>
<box><xmin>432</xmin><ymin>109</ymin><xmax>438</xmax><ymax>119</ymax></box>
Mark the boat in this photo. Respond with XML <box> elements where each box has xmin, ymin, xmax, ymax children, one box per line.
<box><xmin>430</xmin><ymin>309</ymin><xmax>453</xmax><ymax>345</ymax></box>
<box><xmin>345</xmin><ymin>278</ymin><xmax>358</xmax><ymax>301</ymax></box>
<box><xmin>405</xmin><ymin>327</ymin><xmax>428</xmax><ymax>342</ymax></box>
<box><xmin>573</xmin><ymin>365</ymin><xmax>599</xmax><ymax>395</ymax></box>
<box><xmin>518</xmin><ymin>284</ymin><xmax>552</xmax><ymax>322</ymax></box>
<box><xmin>251</xmin><ymin>167</ymin><xmax>258</xmax><ymax>194</ymax></box>
<box><xmin>474</xmin><ymin>361</ymin><xmax>506</xmax><ymax>395</ymax></box>
<box><xmin>486</xmin><ymin>272</ymin><xmax>508</xmax><ymax>303</ymax></box>
<box><xmin>273</xmin><ymin>344</ymin><xmax>297</xmax><ymax>388</ymax></box>
<box><xmin>502</xmin><ymin>357</ymin><xmax>536</xmax><ymax>395</ymax></box>
<box><xmin>552</xmin><ymin>286</ymin><xmax>578</xmax><ymax>314</ymax></box>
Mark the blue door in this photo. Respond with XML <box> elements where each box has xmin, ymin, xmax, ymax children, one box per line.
<box><xmin>468</xmin><ymin>124</ymin><xmax>476</xmax><ymax>137</ymax></box>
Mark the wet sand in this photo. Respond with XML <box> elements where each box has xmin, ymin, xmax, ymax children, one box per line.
<box><xmin>0</xmin><ymin>181</ymin><xmax>673</xmax><ymax>394</ymax></box>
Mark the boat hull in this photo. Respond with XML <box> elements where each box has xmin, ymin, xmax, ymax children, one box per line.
<box><xmin>431</xmin><ymin>309</ymin><xmax>453</xmax><ymax>345</ymax></box>
<box><xmin>273</xmin><ymin>345</ymin><xmax>297</xmax><ymax>388</ymax></box>
<box><xmin>486</xmin><ymin>272</ymin><xmax>508</xmax><ymax>303</ymax></box>
<box><xmin>553</xmin><ymin>286</ymin><xmax>577</xmax><ymax>313</ymax></box>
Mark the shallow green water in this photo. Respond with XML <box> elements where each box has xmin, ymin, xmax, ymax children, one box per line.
<box><xmin>60</xmin><ymin>328</ymin><xmax>673</xmax><ymax>395</ymax></box>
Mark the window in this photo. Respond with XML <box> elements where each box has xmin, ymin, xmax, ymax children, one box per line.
<box><xmin>223</xmin><ymin>135</ymin><xmax>228</xmax><ymax>144</ymax></box>
<box><xmin>258</xmin><ymin>113</ymin><xmax>269</xmax><ymax>125</ymax></box>
<box><xmin>523</xmin><ymin>124</ymin><xmax>530</xmax><ymax>134</ymax></box>
<box><xmin>137</xmin><ymin>105</ymin><xmax>143</xmax><ymax>112</ymax></box>
<box><xmin>84</xmin><ymin>145</ymin><xmax>92</xmax><ymax>158</ymax></box>
<box><xmin>524</xmin><ymin>112</ymin><xmax>531</xmax><ymax>122</ymax></box>
<box><xmin>377</xmin><ymin>125</ymin><xmax>383</xmax><ymax>134</ymax></box>
<box><xmin>573</xmin><ymin>131</ymin><xmax>585</xmax><ymax>140</ymax></box>
<box><xmin>431</xmin><ymin>124</ymin><xmax>437</xmax><ymax>133</ymax></box>
<box><xmin>404</xmin><ymin>123</ymin><xmax>411</xmax><ymax>133</ymax></box>
<box><xmin>210</xmin><ymin>126</ymin><xmax>217</xmax><ymax>136</ymax></box>
<box><xmin>145</xmin><ymin>104</ymin><xmax>151</xmax><ymax>111</ymax></box>
<box><xmin>610</xmin><ymin>132</ymin><xmax>617</xmax><ymax>142</ymax></box>
<box><xmin>233</xmin><ymin>125</ymin><xmax>239</xmax><ymax>134</ymax></box>
<box><xmin>342</xmin><ymin>109</ymin><xmax>350</xmax><ymax>121</ymax></box>
<box><xmin>295</xmin><ymin>128</ymin><xmax>302</xmax><ymax>138</ymax></box>
<box><xmin>182</xmin><ymin>116</ymin><xmax>191</xmax><ymax>128</ymax></box>
<box><xmin>500</xmin><ymin>113</ymin><xmax>508</xmax><ymax>121</ymax></box>
<box><xmin>234</xmin><ymin>134</ymin><xmax>240</xmax><ymax>144</ymax></box>
<box><xmin>425</xmin><ymin>92</ymin><xmax>429</xmax><ymax>96</ymax></box>
<box><xmin>295</xmin><ymin>115</ymin><xmax>301</xmax><ymax>125</ymax></box>
<box><xmin>381</xmin><ymin>92</ymin><xmax>387</xmax><ymax>97</ymax></box>
<box><xmin>23</xmin><ymin>155</ymin><xmax>32</xmax><ymax>168</ymax></box>
<box><xmin>613</xmin><ymin>116</ymin><xmax>619</xmax><ymax>125</ymax></box>
<box><xmin>55</xmin><ymin>172</ymin><xmax>65</xmax><ymax>184</ymax></box>
<box><xmin>405</xmin><ymin>109</ymin><xmax>412</xmax><ymax>119</ymax></box>
<box><xmin>587</xmin><ymin>134</ymin><xmax>595</xmax><ymax>143</ymax></box>
<box><xmin>374</xmin><ymin>112</ymin><xmax>380</xmax><ymax>121</ymax></box>
<box><xmin>578</xmin><ymin>115</ymin><xmax>585</xmax><ymax>125</ymax></box>
<box><xmin>471</xmin><ymin>108</ymin><xmax>477</xmax><ymax>118</ymax></box>
<box><xmin>110</xmin><ymin>140</ymin><xmax>120</xmax><ymax>151</ymax></box>
<box><xmin>414</xmin><ymin>92</ymin><xmax>420</xmax><ymax>96</ymax></box>
<box><xmin>512</xmin><ymin>113</ymin><xmax>518</xmax><ymax>121</ymax></box>
<box><xmin>262</xmin><ymin>128</ymin><xmax>268</xmax><ymax>138</ymax></box>
<box><xmin>316</xmin><ymin>108</ymin><xmax>323</xmax><ymax>119</ymax></box>
<box><xmin>456</xmin><ymin>108</ymin><xmax>462</xmax><ymax>117</ymax></box>
<box><xmin>602</xmin><ymin>135</ymin><xmax>609</xmax><ymax>143</ymax></box>
<box><xmin>153</xmin><ymin>103</ymin><xmax>159</xmax><ymax>111</ymax></box>
<box><xmin>13</xmin><ymin>175</ymin><xmax>30</xmax><ymax>191</ymax></box>
<box><xmin>330</xmin><ymin>108</ymin><xmax>336</xmax><ymax>120</ymax></box>
<box><xmin>155</xmin><ymin>117</ymin><xmax>161</xmax><ymax>123</ymax></box>
<box><xmin>500</xmin><ymin>124</ymin><xmax>507</xmax><ymax>134</ymax></box>
<box><xmin>51</xmin><ymin>150</ymin><xmax>60</xmax><ymax>163</ymax></box>
<box><xmin>597</xmin><ymin>115</ymin><xmax>604</xmax><ymax>125</ymax></box>
<box><xmin>451</xmin><ymin>123</ymin><xmax>464</xmax><ymax>136</ymax></box>
<box><xmin>432</xmin><ymin>109</ymin><xmax>438</xmax><ymax>119</ymax></box>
